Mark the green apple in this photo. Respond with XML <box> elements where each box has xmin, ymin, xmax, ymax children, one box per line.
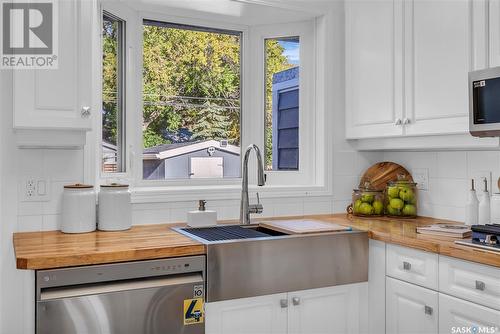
<box><xmin>402</xmin><ymin>204</ymin><xmax>417</xmax><ymax>216</ymax></box>
<box><xmin>386</xmin><ymin>205</ymin><xmax>400</xmax><ymax>216</ymax></box>
<box><xmin>373</xmin><ymin>200</ymin><xmax>384</xmax><ymax>215</ymax></box>
<box><xmin>399</xmin><ymin>188</ymin><xmax>415</xmax><ymax>203</ymax></box>
<box><xmin>361</xmin><ymin>194</ymin><xmax>374</xmax><ymax>203</ymax></box>
<box><xmin>387</xmin><ymin>186</ymin><xmax>400</xmax><ymax>198</ymax></box>
<box><xmin>389</xmin><ymin>198</ymin><xmax>404</xmax><ymax>210</ymax></box>
<box><xmin>359</xmin><ymin>202</ymin><xmax>374</xmax><ymax>215</ymax></box>
<box><xmin>353</xmin><ymin>199</ymin><xmax>362</xmax><ymax>213</ymax></box>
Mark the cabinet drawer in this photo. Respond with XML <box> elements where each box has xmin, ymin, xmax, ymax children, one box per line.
<box><xmin>386</xmin><ymin>244</ymin><xmax>438</xmax><ymax>290</ymax></box>
<box><xmin>439</xmin><ymin>256</ymin><xmax>500</xmax><ymax>311</ymax></box>
<box><xmin>439</xmin><ymin>293</ymin><xmax>500</xmax><ymax>333</ymax></box>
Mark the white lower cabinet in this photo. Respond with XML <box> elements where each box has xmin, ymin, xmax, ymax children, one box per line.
<box><xmin>205</xmin><ymin>293</ymin><xmax>288</xmax><ymax>334</ymax></box>
<box><xmin>205</xmin><ymin>283</ymin><xmax>367</xmax><ymax>334</ymax></box>
<box><xmin>386</xmin><ymin>277</ymin><xmax>438</xmax><ymax>334</ymax></box>
<box><xmin>439</xmin><ymin>293</ymin><xmax>500</xmax><ymax>334</ymax></box>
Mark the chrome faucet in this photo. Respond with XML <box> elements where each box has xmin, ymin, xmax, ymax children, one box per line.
<box><xmin>240</xmin><ymin>144</ymin><xmax>266</xmax><ymax>224</ymax></box>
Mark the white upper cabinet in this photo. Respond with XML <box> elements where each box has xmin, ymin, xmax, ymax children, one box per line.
<box><xmin>345</xmin><ymin>0</ymin><xmax>493</xmax><ymax>142</ymax></box>
<box><xmin>490</xmin><ymin>0</ymin><xmax>500</xmax><ymax>67</ymax></box>
<box><xmin>13</xmin><ymin>0</ymin><xmax>95</xmax><ymax>131</ymax></box>
<box><xmin>404</xmin><ymin>0</ymin><xmax>472</xmax><ymax>136</ymax></box>
<box><xmin>345</xmin><ymin>0</ymin><xmax>404</xmax><ymax>139</ymax></box>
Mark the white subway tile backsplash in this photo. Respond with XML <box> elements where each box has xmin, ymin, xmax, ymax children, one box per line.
<box><xmin>466</xmin><ymin>151</ymin><xmax>500</xmax><ymax>177</ymax></box>
<box><xmin>17</xmin><ymin>215</ymin><xmax>42</xmax><ymax>232</ymax></box>
<box><xmin>333</xmin><ymin>151</ymin><xmax>356</xmax><ymax>176</ymax></box>
<box><xmin>43</xmin><ymin>149</ymin><xmax>84</xmax><ymax>182</ymax></box>
<box><xmin>436</xmin><ymin>152</ymin><xmax>467</xmax><ymax>179</ymax></box>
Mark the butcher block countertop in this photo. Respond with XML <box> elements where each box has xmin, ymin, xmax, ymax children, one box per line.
<box><xmin>13</xmin><ymin>224</ymin><xmax>205</xmax><ymax>270</ymax></box>
<box><xmin>320</xmin><ymin>214</ymin><xmax>500</xmax><ymax>268</ymax></box>
<box><xmin>13</xmin><ymin>214</ymin><xmax>500</xmax><ymax>270</ymax></box>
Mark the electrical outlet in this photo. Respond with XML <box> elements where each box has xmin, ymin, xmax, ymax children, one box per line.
<box><xmin>471</xmin><ymin>171</ymin><xmax>492</xmax><ymax>194</ymax></box>
<box><xmin>20</xmin><ymin>177</ymin><xmax>50</xmax><ymax>202</ymax></box>
<box><xmin>412</xmin><ymin>168</ymin><xmax>429</xmax><ymax>190</ymax></box>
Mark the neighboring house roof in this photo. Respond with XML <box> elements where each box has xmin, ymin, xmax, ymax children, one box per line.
<box><xmin>102</xmin><ymin>140</ymin><xmax>117</xmax><ymax>152</ymax></box>
<box><xmin>143</xmin><ymin>139</ymin><xmax>240</xmax><ymax>160</ymax></box>
<box><xmin>272</xmin><ymin>66</ymin><xmax>299</xmax><ymax>84</ymax></box>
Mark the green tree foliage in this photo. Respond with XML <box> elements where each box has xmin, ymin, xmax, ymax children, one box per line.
<box><xmin>142</xmin><ymin>25</ymin><xmax>241</xmax><ymax>147</ymax></box>
<box><xmin>102</xmin><ymin>18</ymin><xmax>118</xmax><ymax>145</ymax></box>
<box><xmin>103</xmin><ymin>23</ymin><xmax>294</xmax><ymax>157</ymax></box>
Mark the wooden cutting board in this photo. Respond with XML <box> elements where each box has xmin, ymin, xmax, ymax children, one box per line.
<box><xmin>259</xmin><ymin>220</ymin><xmax>351</xmax><ymax>234</ymax></box>
<box><xmin>359</xmin><ymin>162</ymin><xmax>413</xmax><ymax>191</ymax></box>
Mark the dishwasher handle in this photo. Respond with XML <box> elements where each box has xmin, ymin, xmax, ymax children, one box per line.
<box><xmin>40</xmin><ymin>273</ymin><xmax>203</xmax><ymax>301</ymax></box>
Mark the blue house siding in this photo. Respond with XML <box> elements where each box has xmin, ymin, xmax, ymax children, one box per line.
<box><xmin>272</xmin><ymin>67</ymin><xmax>299</xmax><ymax>170</ymax></box>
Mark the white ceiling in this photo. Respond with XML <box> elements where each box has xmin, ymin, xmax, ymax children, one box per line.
<box><xmin>121</xmin><ymin>0</ymin><xmax>334</xmax><ymax>26</ymax></box>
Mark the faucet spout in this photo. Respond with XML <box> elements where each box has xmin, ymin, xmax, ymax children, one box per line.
<box><xmin>240</xmin><ymin>144</ymin><xmax>266</xmax><ymax>224</ymax></box>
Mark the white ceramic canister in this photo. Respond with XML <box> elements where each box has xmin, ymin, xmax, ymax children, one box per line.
<box><xmin>98</xmin><ymin>183</ymin><xmax>132</xmax><ymax>231</ymax></box>
<box><xmin>490</xmin><ymin>193</ymin><xmax>500</xmax><ymax>224</ymax></box>
<box><xmin>61</xmin><ymin>184</ymin><xmax>97</xmax><ymax>233</ymax></box>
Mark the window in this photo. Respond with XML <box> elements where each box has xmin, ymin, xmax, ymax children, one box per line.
<box><xmin>102</xmin><ymin>12</ymin><xmax>126</xmax><ymax>173</ymax></box>
<box><xmin>264</xmin><ymin>37</ymin><xmax>300</xmax><ymax>171</ymax></box>
<box><xmin>142</xmin><ymin>20</ymin><xmax>242</xmax><ymax>180</ymax></box>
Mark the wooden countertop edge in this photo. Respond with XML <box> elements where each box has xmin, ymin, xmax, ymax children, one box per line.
<box><xmin>15</xmin><ymin>244</ymin><xmax>206</xmax><ymax>270</ymax></box>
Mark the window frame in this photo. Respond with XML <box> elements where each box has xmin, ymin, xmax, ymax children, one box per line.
<box><xmin>250</xmin><ymin>21</ymin><xmax>316</xmax><ymax>187</ymax></box>
<box><xmin>89</xmin><ymin>6</ymin><xmax>331</xmax><ymax>202</ymax></box>
<box><xmin>102</xmin><ymin>10</ymin><xmax>126</xmax><ymax>174</ymax></box>
<box><xmin>131</xmin><ymin>12</ymin><xmax>249</xmax><ymax>188</ymax></box>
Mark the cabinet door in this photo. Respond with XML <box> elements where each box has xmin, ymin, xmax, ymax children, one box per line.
<box><xmin>205</xmin><ymin>293</ymin><xmax>287</xmax><ymax>334</ymax></box>
<box><xmin>439</xmin><ymin>293</ymin><xmax>500</xmax><ymax>334</ymax></box>
<box><xmin>386</xmin><ymin>277</ymin><xmax>438</xmax><ymax>334</ymax></box>
<box><xmin>404</xmin><ymin>0</ymin><xmax>473</xmax><ymax>136</ymax></box>
<box><xmin>288</xmin><ymin>283</ymin><xmax>365</xmax><ymax>334</ymax></box>
<box><xmin>13</xmin><ymin>0</ymin><xmax>94</xmax><ymax>130</ymax></box>
<box><xmin>345</xmin><ymin>0</ymin><xmax>404</xmax><ymax>139</ymax></box>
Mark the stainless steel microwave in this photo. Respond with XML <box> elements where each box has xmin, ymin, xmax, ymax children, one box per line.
<box><xmin>469</xmin><ymin>66</ymin><xmax>500</xmax><ymax>137</ymax></box>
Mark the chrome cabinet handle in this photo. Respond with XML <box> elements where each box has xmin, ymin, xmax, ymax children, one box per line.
<box><xmin>403</xmin><ymin>261</ymin><xmax>411</xmax><ymax>270</ymax></box>
<box><xmin>424</xmin><ymin>305</ymin><xmax>433</xmax><ymax>315</ymax></box>
<box><xmin>395</xmin><ymin>118</ymin><xmax>402</xmax><ymax>126</ymax></box>
<box><xmin>292</xmin><ymin>297</ymin><xmax>300</xmax><ymax>306</ymax></box>
<box><xmin>403</xmin><ymin>118</ymin><xmax>411</xmax><ymax>125</ymax></box>
<box><xmin>280</xmin><ymin>299</ymin><xmax>288</xmax><ymax>308</ymax></box>
<box><xmin>81</xmin><ymin>106</ymin><xmax>91</xmax><ymax>118</ymax></box>
<box><xmin>475</xmin><ymin>280</ymin><xmax>486</xmax><ymax>291</ymax></box>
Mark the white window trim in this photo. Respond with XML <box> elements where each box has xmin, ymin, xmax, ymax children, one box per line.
<box><xmin>249</xmin><ymin>21</ymin><xmax>316</xmax><ymax>186</ymax></box>
<box><xmin>87</xmin><ymin>4</ymin><xmax>332</xmax><ymax>203</ymax></box>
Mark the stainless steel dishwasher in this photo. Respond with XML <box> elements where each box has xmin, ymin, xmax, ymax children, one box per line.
<box><xmin>36</xmin><ymin>256</ymin><xmax>205</xmax><ymax>334</ymax></box>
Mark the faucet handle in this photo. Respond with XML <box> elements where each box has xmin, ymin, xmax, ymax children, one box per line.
<box><xmin>256</xmin><ymin>192</ymin><xmax>260</xmax><ymax>204</ymax></box>
<box><xmin>249</xmin><ymin>193</ymin><xmax>263</xmax><ymax>214</ymax></box>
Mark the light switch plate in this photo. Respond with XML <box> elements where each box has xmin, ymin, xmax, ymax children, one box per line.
<box><xmin>412</xmin><ymin>168</ymin><xmax>429</xmax><ymax>190</ymax></box>
<box><xmin>19</xmin><ymin>177</ymin><xmax>50</xmax><ymax>202</ymax></box>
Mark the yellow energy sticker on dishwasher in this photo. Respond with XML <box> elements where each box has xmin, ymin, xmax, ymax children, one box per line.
<box><xmin>183</xmin><ymin>298</ymin><xmax>204</xmax><ymax>325</ymax></box>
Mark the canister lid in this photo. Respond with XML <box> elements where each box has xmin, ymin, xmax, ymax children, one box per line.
<box><xmin>64</xmin><ymin>183</ymin><xmax>94</xmax><ymax>189</ymax></box>
<box><xmin>100</xmin><ymin>183</ymin><xmax>129</xmax><ymax>188</ymax></box>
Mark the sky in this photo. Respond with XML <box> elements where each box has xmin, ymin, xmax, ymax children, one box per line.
<box><xmin>278</xmin><ymin>40</ymin><xmax>300</xmax><ymax>65</ymax></box>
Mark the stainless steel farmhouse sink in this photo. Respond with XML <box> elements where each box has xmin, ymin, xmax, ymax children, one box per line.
<box><xmin>175</xmin><ymin>224</ymin><xmax>368</xmax><ymax>302</ymax></box>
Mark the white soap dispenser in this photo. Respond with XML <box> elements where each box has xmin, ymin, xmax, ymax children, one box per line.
<box><xmin>478</xmin><ymin>178</ymin><xmax>490</xmax><ymax>225</ymax></box>
<box><xmin>187</xmin><ymin>200</ymin><xmax>217</xmax><ymax>227</ymax></box>
<box><xmin>465</xmin><ymin>179</ymin><xmax>479</xmax><ymax>226</ymax></box>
